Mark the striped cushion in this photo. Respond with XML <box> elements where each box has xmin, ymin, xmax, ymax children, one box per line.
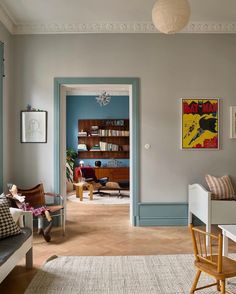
<box><xmin>205</xmin><ymin>174</ymin><xmax>235</xmax><ymax>200</ymax></box>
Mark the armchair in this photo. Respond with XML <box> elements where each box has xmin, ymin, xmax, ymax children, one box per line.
<box><xmin>17</xmin><ymin>184</ymin><xmax>65</xmax><ymax>242</ymax></box>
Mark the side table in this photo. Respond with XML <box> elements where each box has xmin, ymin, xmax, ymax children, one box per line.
<box><xmin>74</xmin><ymin>182</ymin><xmax>93</xmax><ymax>201</ymax></box>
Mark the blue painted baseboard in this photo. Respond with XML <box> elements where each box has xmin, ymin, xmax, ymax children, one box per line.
<box><xmin>137</xmin><ymin>202</ymin><xmax>188</xmax><ymax>226</ymax></box>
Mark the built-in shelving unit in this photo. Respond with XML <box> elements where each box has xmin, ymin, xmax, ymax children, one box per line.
<box><xmin>78</xmin><ymin>119</ymin><xmax>129</xmax><ymax>159</ymax></box>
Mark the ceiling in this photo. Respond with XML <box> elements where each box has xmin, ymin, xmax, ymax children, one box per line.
<box><xmin>1</xmin><ymin>0</ymin><xmax>236</xmax><ymax>34</ymax></box>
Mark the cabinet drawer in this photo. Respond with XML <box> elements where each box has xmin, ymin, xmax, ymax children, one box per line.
<box><xmin>112</xmin><ymin>169</ymin><xmax>129</xmax><ymax>181</ymax></box>
<box><xmin>95</xmin><ymin>168</ymin><xmax>129</xmax><ymax>182</ymax></box>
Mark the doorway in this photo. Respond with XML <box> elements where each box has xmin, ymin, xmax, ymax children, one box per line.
<box><xmin>54</xmin><ymin>77</ymin><xmax>139</xmax><ymax>228</ymax></box>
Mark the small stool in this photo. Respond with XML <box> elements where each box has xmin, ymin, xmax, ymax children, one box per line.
<box><xmin>74</xmin><ymin>182</ymin><xmax>93</xmax><ymax>201</ymax></box>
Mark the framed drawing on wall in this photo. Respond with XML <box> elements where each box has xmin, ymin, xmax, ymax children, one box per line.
<box><xmin>21</xmin><ymin>110</ymin><xmax>47</xmax><ymax>143</ymax></box>
<box><xmin>181</xmin><ymin>98</ymin><xmax>219</xmax><ymax>150</ymax></box>
<box><xmin>230</xmin><ymin>106</ymin><xmax>236</xmax><ymax>139</ymax></box>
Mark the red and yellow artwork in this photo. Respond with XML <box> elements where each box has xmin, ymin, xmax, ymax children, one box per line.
<box><xmin>182</xmin><ymin>99</ymin><xmax>219</xmax><ymax>149</ymax></box>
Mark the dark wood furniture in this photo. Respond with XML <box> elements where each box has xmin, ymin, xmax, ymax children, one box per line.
<box><xmin>95</xmin><ymin>167</ymin><xmax>129</xmax><ymax>182</ymax></box>
<box><xmin>74</xmin><ymin>166</ymin><xmax>129</xmax><ymax>197</ymax></box>
<box><xmin>78</xmin><ymin>119</ymin><xmax>129</xmax><ymax>159</ymax></box>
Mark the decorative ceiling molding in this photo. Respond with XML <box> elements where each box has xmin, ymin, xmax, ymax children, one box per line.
<box><xmin>183</xmin><ymin>22</ymin><xmax>236</xmax><ymax>33</ymax></box>
<box><xmin>0</xmin><ymin>4</ymin><xmax>16</xmax><ymax>34</ymax></box>
<box><xmin>13</xmin><ymin>21</ymin><xmax>236</xmax><ymax>35</ymax></box>
<box><xmin>14</xmin><ymin>22</ymin><xmax>156</xmax><ymax>34</ymax></box>
<box><xmin>1</xmin><ymin>14</ymin><xmax>236</xmax><ymax>35</ymax></box>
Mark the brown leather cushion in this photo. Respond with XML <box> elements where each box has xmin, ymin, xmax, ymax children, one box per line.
<box><xmin>18</xmin><ymin>184</ymin><xmax>45</xmax><ymax>207</ymax></box>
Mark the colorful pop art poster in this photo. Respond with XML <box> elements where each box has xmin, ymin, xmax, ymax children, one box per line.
<box><xmin>182</xmin><ymin>98</ymin><xmax>219</xmax><ymax>149</ymax></box>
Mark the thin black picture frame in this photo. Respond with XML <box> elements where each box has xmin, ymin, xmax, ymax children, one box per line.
<box><xmin>20</xmin><ymin>110</ymin><xmax>47</xmax><ymax>143</ymax></box>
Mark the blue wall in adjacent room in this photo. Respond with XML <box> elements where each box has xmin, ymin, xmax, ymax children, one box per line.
<box><xmin>66</xmin><ymin>95</ymin><xmax>129</xmax><ymax>167</ymax></box>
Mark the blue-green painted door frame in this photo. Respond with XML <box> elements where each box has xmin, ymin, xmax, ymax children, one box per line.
<box><xmin>54</xmin><ymin>77</ymin><xmax>140</xmax><ymax>225</ymax></box>
<box><xmin>0</xmin><ymin>42</ymin><xmax>3</xmax><ymax>193</ymax></box>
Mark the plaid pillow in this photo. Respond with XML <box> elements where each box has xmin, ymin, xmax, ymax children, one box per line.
<box><xmin>205</xmin><ymin>174</ymin><xmax>236</xmax><ymax>200</ymax></box>
<box><xmin>0</xmin><ymin>196</ymin><xmax>22</xmax><ymax>239</ymax></box>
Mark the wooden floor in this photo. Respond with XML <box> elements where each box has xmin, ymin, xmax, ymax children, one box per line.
<box><xmin>1</xmin><ymin>200</ymin><xmax>236</xmax><ymax>294</ymax></box>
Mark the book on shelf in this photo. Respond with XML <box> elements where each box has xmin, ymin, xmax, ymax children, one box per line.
<box><xmin>78</xmin><ymin>131</ymin><xmax>87</xmax><ymax>137</ymax></box>
<box><xmin>98</xmin><ymin>129</ymin><xmax>130</xmax><ymax>137</ymax></box>
<box><xmin>91</xmin><ymin>131</ymin><xmax>99</xmax><ymax>136</ymax></box>
<box><xmin>78</xmin><ymin>144</ymin><xmax>88</xmax><ymax>151</ymax></box>
<box><xmin>105</xmin><ymin>120</ymin><xmax>124</xmax><ymax>126</ymax></box>
<box><xmin>99</xmin><ymin>141</ymin><xmax>119</xmax><ymax>151</ymax></box>
<box><xmin>90</xmin><ymin>144</ymin><xmax>101</xmax><ymax>151</ymax></box>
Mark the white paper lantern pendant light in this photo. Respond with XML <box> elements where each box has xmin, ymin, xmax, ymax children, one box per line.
<box><xmin>152</xmin><ymin>0</ymin><xmax>191</xmax><ymax>34</ymax></box>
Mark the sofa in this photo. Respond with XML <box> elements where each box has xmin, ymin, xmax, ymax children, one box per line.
<box><xmin>0</xmin><ymin>210</ymin><xmax>33</xmax><ymax>283</ymax></box>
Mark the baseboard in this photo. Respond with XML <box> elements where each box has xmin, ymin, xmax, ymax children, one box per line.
<box><xmin>137</xmin><ymin>202</ymin><xmax>188</xmax><ymax>226</ymax></box>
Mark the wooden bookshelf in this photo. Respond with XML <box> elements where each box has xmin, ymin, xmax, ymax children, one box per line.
<box><xmin>78</xmin><ymin>119</ymin><xmax>129</xmax><ymax>159</ymax></box>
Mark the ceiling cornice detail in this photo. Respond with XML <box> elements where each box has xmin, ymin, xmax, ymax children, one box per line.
<box><xmin>0</xmin><ymin>4</ymin><xmax>16</xmax><ymax>34</ymax></box>
<box><xmin>1</xmin><ymin>18</ymin><xmax>236</xmax><ymax>35</ymax></box>
<box><xmin>14</xmin><ymin>21</ymin><xmax>236</xmax><ymax>35</ymax></box>
<box><xmin>14</xmin><ymin>22</ymin><xmax>156</xmax><ymax>34</ymax></box>
<box><xmin>183</xmin><ymin>22</ymin><xmax>236</xmax><ymax>33</ymax></box>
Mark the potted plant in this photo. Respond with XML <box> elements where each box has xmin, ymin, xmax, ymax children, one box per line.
<box><xmin>66</xmin><ymin>149</ymin><xmax>77</xmax><ymax>192</ymax></box>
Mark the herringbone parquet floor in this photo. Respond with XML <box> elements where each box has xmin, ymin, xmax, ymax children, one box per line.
<box><xmin>1</xmin><ymin>199</ymin><xmax>236</xmax><ymax>294</ymax></box>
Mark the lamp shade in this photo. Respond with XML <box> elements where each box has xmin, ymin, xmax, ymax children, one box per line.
<box><xmin>152</xmin><ymin>0</ymin><xmax>191</xmax><ymax>34</ymax></box>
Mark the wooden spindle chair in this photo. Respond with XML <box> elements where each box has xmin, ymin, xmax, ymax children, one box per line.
<box><xmin>189</xmin><ymin>224</ymin><xmax>236</xmax><ymax>294</ymax></box>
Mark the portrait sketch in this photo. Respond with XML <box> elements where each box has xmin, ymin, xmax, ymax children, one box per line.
<box><xmin>21</xmin><ymin>111</ymin><xmax>47</xmax><ymax>143</ymax></box>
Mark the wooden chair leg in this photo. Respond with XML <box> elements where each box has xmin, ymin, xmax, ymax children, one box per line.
<box><xmin>220</xmin><ymin>280</ymin><xmax>225</xmax><ymax>294</ymax></box>
<box><xmin>79</xmin><ymin>186</ymin><xmax>83</xmax><ymax>201</ymax></box>
<box><xmin>190</xmin><ymin>270</ymin><xmax>201</xmax><ymax>294</ymax></box>
<box><xmin>26</xmin><ymin>248</ymin><xmax>33</xmax><ymax>269</ymax></box>
<box><xmin>61</xmin><ymin>209</ymin><xmax>66</xmax><ymax>236</ymax></box>
<box><xmin>37</xmin><ymin>216</ymin><xmax>43</xmax><ymax>233</ymax></box>
<box><xmin>89</xmin><ymin>184</ymin><xmax>93</xmax><ymax>200</ymax></box>
<box><xmin>217</xmin><ymin>280</ymin><xmax>220</xmax><ymax>291</ymax></box>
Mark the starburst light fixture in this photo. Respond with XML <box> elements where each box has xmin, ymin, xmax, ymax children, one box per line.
<box><xmin>96</xmin><ymin>91</ymin><xmax>111</xmax><ymax>107</ymax></box>
<box><xmin>152</xmin><ymin>0</ymin><xmax>191</xmax><ymax>34</ymax></box>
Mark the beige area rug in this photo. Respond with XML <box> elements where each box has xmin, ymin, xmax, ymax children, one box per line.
<box><xmin>67</xmin><ymin>191</ymin><xmax>130</xmax><ymax>205</ymax></box>
<box><xmin>25</xmin><ymin>254</ymin><xmax>236</xmax><ymax>294</ymax></box>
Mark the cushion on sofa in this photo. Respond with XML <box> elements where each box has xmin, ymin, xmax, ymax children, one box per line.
<box><xmin>205</xmin><ymin>174</ymin><xmax>236</xmax><ymax>200</ymax></box>
<box><xmin>0</xmin><ymin>196</ymin><xmax>22</xmax><ymax>239</ymax></box>
<box><xmin>0</xmin><ymin>228</ymin><xmax>32</xmax><ymax>266</ymax></box>
<box><xmin>9</xmin><ymin>207</ymin><xmax>24</xmax><ymax>227</ymax></box>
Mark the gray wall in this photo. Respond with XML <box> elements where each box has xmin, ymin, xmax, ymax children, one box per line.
<box><xmin>0</xmin><ymin>22</ymin><xmax>13</xmax><ymax>188</ymax></box>
<box><xmin>9</xmin><ymin>33</ymin><xmax>236</xmax><ymax>201</ymax></box>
